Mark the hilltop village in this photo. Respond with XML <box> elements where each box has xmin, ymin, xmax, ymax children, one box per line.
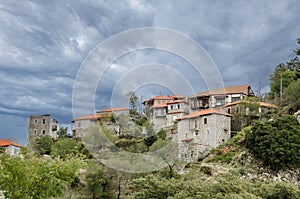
<box><xmin>27</xmin><ymin>84</ymin><xmax>278</xmax><ymax>162</ymax></box>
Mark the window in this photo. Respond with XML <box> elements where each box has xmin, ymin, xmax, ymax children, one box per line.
<box><xmin>232</xmin><ymin>97</ymin><xmax>240</xmax><ymax>102</ymax></box>
<box><xmin>195</xmin><ymin>131</ymin><xmax>198</xmax><ymax>136</ymax></box>
<box><xmin>194</xmin><ymin>119</ymin><xmax>197</xmax><ymax>129</ymax></box>
<box><xmin>177</xmin><ymin>104</ymin><xmax>180</xmax><ymax>109</ymax></box>
<box><xmin>34</xmin><ymin>129</ymin><xmax>37</xmax><ymax>135</ymax></box>
<box><xmin>204</xmin><ymin>117</ymin><xmax>207</xmax><ymax>124</ymax></box>
<box><xmin>236</xmin><ymin>107</ymin><xmax>239</xmax><ymax>113</ymax></box>
<box><xmin>224</xmin><ymin>129</ymin><xmax>228</xmax><ymax>133</ymax></box>
<box><xmin>34</xmin><ymin>119</ymin><xmax>38</xmax><ymax>124</ymax></box>
<box><xmin>216</xmin><ymin>97</ymin><xmax>225</xmax><ymax>106</ymax></box>
<box><xmin>42</xmin><ymin>119</ymin><xmax>46</xmax><ymax>124</ymax></box>
<box><xmin>227</xmin><ymin>108</ymin><xmax>231</xmax><ymax>114</ymax></box>
<box><xmin>193</xmin><ymin>99</ymin><xmax>198</xmax><ymax>108</ymax></box>
<box><xmin>42</xmin><ymin>130</ymin><xmax>46</xmax><ymax>135</ymax></box>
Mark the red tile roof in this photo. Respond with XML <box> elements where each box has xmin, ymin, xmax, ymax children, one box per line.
<box><xmin>181</xmin><ymin>109</ymin><xmax>232</xmax><ymax>119</ymax></box>
<box><xmin>97</xmin><ymin>107</ymin><xmax>129</xmax><ymax>113</ymax></box>
<box><xmin>73</xmin><ymin>114</ymin><xmax>102</xmax><ymax>121</ymax></box>
<box><xmin>169</xmin><ymin>94</ymin><xmax>186</xmax><ymax>99</ymax></box>
<box><xmin>166</xmin><ymin>100</ymin><xmax>187</xmax><ymax>105</ymax></box>
<box><xmin>152</xmin><ymin>103</ymin><xmax>168</xmax><ymax>108</ymax></box>
<box><xmin>0</xmin><ymin>140</ymin><xmax>22</xmax><ymax>147</ymax></box>
<box><xmin>152</xmin><ymin>95</ymin><xmax>174</xmax><ymax>100</ymax></box>
<box><xmin>224</xmin><ymin>100</ymin><xmax>278</xmax><ymax>108</ymax></box>
<box><xmin>191</xmin><ymin>84</ymin><xmax>253</xmax><ymax>98</ymax></box>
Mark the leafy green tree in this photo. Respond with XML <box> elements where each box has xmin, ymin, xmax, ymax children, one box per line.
<box><xmin>284</xmin><ymin>78</ymin><xmax>300</xmax><ymax>113</ymax></box>
<box><xmin>57</xmin><ymin>127</ymin><xmax>68</xmax><ymax>138</ymax></box>
<box><xmin>0</xmin><ymin>154</ymin><xmax>84</xmax><ymax>199</ymax></box>
<box><xmin>245</xmin><ymin>115</ymin><xmax>300</xmax><ymax>170</ymax></box>
<box><xmin>34</xmin><ymin>135</ymin><xmax>53</xmax><ymax>155</ymax></box>
<box><xmin>86</xmin><ymin>161</ymin><xmax>112</xmax><ymax>199</ymax></box>
<box><xmin>51</xmin><ymin>138</ymin><xmax>78</xmax><ymax>158</ymax></box>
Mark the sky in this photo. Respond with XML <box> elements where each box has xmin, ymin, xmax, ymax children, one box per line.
<box><xmin>0</xmin><ymin>0</ymin><xmax>299</xmax><ymax>145</ymax></box>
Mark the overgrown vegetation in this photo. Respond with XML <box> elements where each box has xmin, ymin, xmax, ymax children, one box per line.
<box><xmin>245</xmin><ymin>115</ymin><xmax>300</xmax><ymax>170</ymax></box>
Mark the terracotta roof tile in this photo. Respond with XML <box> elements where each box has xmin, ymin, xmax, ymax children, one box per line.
<box><xmin>73</xmin><ymin>114</ymin><xmax>102</xmax><ymax>121</ymax></box>
<box><xmin>224</xmin><ymin>100</ymin><xmax>278</xmax><ymax>108</ymax></box>
<box><xmin>191</xmin><ymin>84</ymin><xmax>252</xmax><ymax>98</ymax></box>
<box><xmin>97</xmin><ymin>107</ymin><xmax>129</xmax><ymax>113</ymax></box>
<box><xmin>152</xmin><ymin>103</ymin><xmax>168</xmax><ymax>108</ymax></box>
<box><xmin>182</xmin><ymin>108</ymin><xmax>232</xmax><ymax>119</ymax></box>
<box><xmin>166</xmin><ymin>100</ymin><xmax>187</xmax><ymax>105</ymax></box>
<box><xmin>182</xmin><ymin>137</ymin><xmax>193</xmax><ymax>142</ymax></box>
<box><xmin>0</xmin><ymin>140</ymin><xmax>22</xmax><ymax>147</ymax></box>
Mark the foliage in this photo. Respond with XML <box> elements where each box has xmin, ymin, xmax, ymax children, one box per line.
<box><xmin>134</xmin><ymin>115</ymin><xmax>149</xmax><ymax>126</ymax></box>
<box><xmin>51</xmin><ymin>138</ymin><xmax>78</xmax><ymax>158</ymax></box>
<box><xmin>207</xmin><ymin>151</ymin><xmax>236</xmax><ymax>164</ymax></box>
<box><xmin>85</xmin><ymin>161</ymin><xmax>113</xmax><ymax>199</ymax></box>
<box><xmin>127</xmin><ymin>91</ymin><xmax>138</xmax><ymax>111</ymax></box>
<box><xmin>245</xmin><ymin>115</ymin><xmax>300</xmax><ymax>170</ymax></box>
<box><xmin>133</xmin><ymin>174</ymin><xmax>300</xmax><ymax>199</ymax></box>
<box><xmin>284</xmin><ymin>78</ymin><xmax>300</xmax><ymax>113</ymax></box>
<box><xmin>57</xmin><ymin>127</ymin><xmax>68</xmax><ymax>138</ymax></box>
<box><xmin>157</xmin><ymin>129</ymin><xmax>167</xmax><ymax>140</ymax></box>
<box><xmin>269</xmin><ymin>38</ymin><xmax>300</xmax><ymax>101</ymax></box>
<box><xmin>34</xmin><ymin>135</ymin><xmax>53</xmax><ymax>155</ymax></box>
<box><xmin>0</xmin><ymin>154</ymin><xmax>84</xmax><ymax>199</ymax></box>
<box><xmin>144</xmin><ymin>135</ymin><xmax>157</xmax><ymax>149</ymax></box>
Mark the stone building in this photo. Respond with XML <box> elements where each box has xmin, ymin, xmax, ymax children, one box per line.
<box><xmin>176</xmin><ymin>109</ymin><xmax>232</xmax><ymax>162</ymax></box>
<box><xmin>189</xmin><ymin>84</ymin><xmax>255</xmax><ymax>112</ymax></box>
<box><xmin>72</xmin><ymin>108</ymin><xmax>130</xmax><ymax>140</ymax></box>
<box><xmin>28</xmin><ymin>114</ymin><xmax>58</xmax><ymax>146</ymax></box>
<box><xmin>143</xmin><ymin>94</ymin><xmax>187</xmax><ymax>131</ymax></box>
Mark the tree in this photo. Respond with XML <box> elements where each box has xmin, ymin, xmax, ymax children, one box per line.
<box><xmin>34</xmin><ymin>135</ymin><xmax>53</xmax><ymax>155</ymax></box>
<box><xmin>127</xmin><ymin>91</ymin><xmax>138</xmax><ymax>112</ymax></box>
<box><xmin>144</xmin><ymin>124</ymin><xmax>157</xmax><ymax>150</ymax></box>
<box><xmin>284</xmin><ymin>78</ymin><xmax>300</xmax><ymax>113</ymax></box>
<box><xmin>57</xmin><ymin>127</ymin><xmax>68</xmax><ymax>138</ymax></box>
<box><xmin>269</xmin><ymin>38</ymin><xmax>300</xmax><ymax>100</ymax></box>
<box><xmin>85</xmin><ymin>161</ymin><xmax>112</xmax><ymax>199</ymax></box>
<box><xmin>0</xmin><ymin>154</ymin><xmax>84</xmax><ymax>199</ymax></box>
<box><xmin>51</xmin><ymin>138</ymin><xmax>78</xmax><ymax>158</ymax></box>
<box><xmin>245</xmin><ymin>115</ymin><xmax>300</xmax><ymax>170</ymax></box>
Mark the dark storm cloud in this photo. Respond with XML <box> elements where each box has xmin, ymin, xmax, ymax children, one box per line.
<box><xmin>0</xmin><ymin>0</ymin><xmax>299</xmax><ymax>144</ymax></box>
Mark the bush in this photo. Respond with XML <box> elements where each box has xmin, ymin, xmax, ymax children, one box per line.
<box><xmin>245</xmin><ymin>115</ymin><xmax>300</xmax><ymax>170</ymax></box>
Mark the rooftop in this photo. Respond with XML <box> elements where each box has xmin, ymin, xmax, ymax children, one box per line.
<box><xmin>0</xmin><ymin>140</ymin><xmax>22</xmax><ymax>147</ymax></box>
<box><xmin>181</xmin><ymin>108</ymin><xmax>232</xmax><ymax>119</ymax></box>
<box><xmin>224</xmin><ymin>100</ymin><xmax>278</xmax><ymax>108</ymax></box>
<box><xmin>97</xmin><ymin>107</ymin><xmax>129</xmax><ymax>113</ymax></box>
<box><xmin>190</xmin><ymin>84</ymin><xmax>253</xmax><ymax>98</ymax></box>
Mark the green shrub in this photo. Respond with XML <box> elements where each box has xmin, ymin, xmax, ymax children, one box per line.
<box><xmin>245</xmin><ymin>115</ymin><xmax>300</xmax><ymax>170</ymax></box>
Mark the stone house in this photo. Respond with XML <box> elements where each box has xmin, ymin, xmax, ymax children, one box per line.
<box><xmin>166</xmin><ymin>100</ymin><xmax>189</xmax><ymax>126</ymax></box>
<box><xmin>72</xmin><ymin>114</ymin><xmax>102</xmax><ymax>140</ymax></box>
<box><xmin>143</xmin><ymin>94</ymin><xmax>186</xmax><ymax>130</ymax></box>
<box><xmin>73</xmin><ymin>107</ymin><xmax>130</xmax><ymax>140</ymax></box>
<box><xmin>28</xmin><ymin>114</ymin><xmax>58</xmax><ymax>146</ymax></box>
<box><xmin>223</xmin><ymin>100</ymin><xmax>277</xmax><ymax>135</ymax></box>
<box><xmin>176</xmin><ymin>109</ymin><xmax>232</xmax><ymax>162</ymax></box>
<box><xmin>189</xmin><ymin>84</ymin><xmax>255</xmax><ymax>112</ymax></box>
<box><xmin>0</xmin><ymin>139</ymin><xmax>22</xmax><ymax>156</ymax></box>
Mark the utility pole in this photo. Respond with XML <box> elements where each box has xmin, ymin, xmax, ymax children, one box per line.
<box><xmin>258</xmin><ymin>80</ymin><xmax>261</xmax><ymax>101</ymax></box>
<box><xmin>280</xmin><ymin>73</ymin><xmax>283</xmax><ymax>104</ymax></box>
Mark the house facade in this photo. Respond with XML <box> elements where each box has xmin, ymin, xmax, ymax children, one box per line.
<box><xmin>143</xmin><ymin>94</ymin><xmax>187</xmax><ymax>130</ymax></box>
<box><xmin>222</xmin><ymin>100</ymin><xmax>277</xmax><ymax>135</ymax></box>
<box><xmin>28</xmin><ymin>114</ymin><xmax>58</xmax><ymax>146</ymax></box>
<box><xmin>0</xmin><ymin>140</ymin><xmax>22</xmax><ymax>156</ymax></box>
<box><xmin>176</xmin><ymin>109</ymin><xmax>232</xmax><ymax>162</ymax></box>
<box><xmin>73</xmin><ymin>108</ymin><xmax>130</xmax><ymax>140</ymax></box>
<box><xmin>189</xmin><ymin>84</ymin><xmax>255</xmax><ymax>111</ymax></box>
